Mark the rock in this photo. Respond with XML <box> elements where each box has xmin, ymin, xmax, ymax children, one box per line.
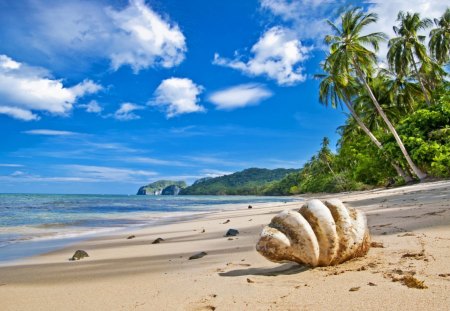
<box><xmin>246</xmin><ymin>278</ymin><xmax>254</xmax><ymax>283</ymax></box>
<box><xmin>152</xmin><ymin>237</ymin><xmax>164</xmax><ymax>244</ymax></box>
<box><xmin>70</xmin><ymin>250</ymin><xmax>89</xmax><ymax>261</ymax></box>
<box><xmin>161</xmin><ymin>185</ymin><xmax>182</xmax><ymax>195</ymax></box>
<box><xmin>189</xmin><ymin>251</ymin><xmax>207</xmax><ymax>260</ymax></box>
<box><xmin>127</xmin><ymin>235</ymin><xmax>136</xmax><ymax>239</ymax></box>
<box><xmin>223</xmin><ymin>220</ymin><xmax>230</xmax><ymax>224</ymax></box>
<box><xmin>248</xmin><ymin>205</ymin><xmax>252</xmax><ymax>209</ymax></box>
<box><xmin>349</xmin><ymin>287</ymin><xmax>360</xmax><ymax>292</ymax></box>
<box><xmin>225</xmin><ymin>229</ymin><xmax>239</xmax><ymax>237</ymax></box>
<box><xmin>256</xmin><ymin>198</ymin><xmax>370</xmax><ymax>267</ymax></box>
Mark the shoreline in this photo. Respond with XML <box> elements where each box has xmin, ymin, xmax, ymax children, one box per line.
<box><xmin>1</xmin><ymin>181</ymin><xmax>449</xmax><ymax>310</ymax></box>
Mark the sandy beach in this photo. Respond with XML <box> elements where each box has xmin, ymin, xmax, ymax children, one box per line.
<box><xmin>1</xmin><ymin>180</ymin><xmax>449</xmax><ymax>311</ymax></box>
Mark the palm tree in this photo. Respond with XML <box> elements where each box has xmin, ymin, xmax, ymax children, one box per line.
<box><xmin>325</xmin><ymin>8</ymin><xmax>427</xmax><ymax>180</ymax></box>
<box><xmin>429</xmin><ymin>8</ymin><xmax>450</xmax><ymax>65</ymax></box>
<box><xmin>388</xmin><ymin>11</ymin><xmax>433</xmax><ymax>106</ymax></box>
<box><xmin>316</xmin><ymin>66</ymin><xmax>412</xmax><ymax>181</ymax></box>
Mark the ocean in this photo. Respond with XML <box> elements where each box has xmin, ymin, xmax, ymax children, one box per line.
<box><xmin>0</xmin><ymin>194</ymin><xmax>301</xmax><ymax>263</ymax></box>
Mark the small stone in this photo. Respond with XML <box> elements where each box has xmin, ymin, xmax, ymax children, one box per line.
<box><xmin>371</xmin><ymin>241</ymin><xmax>384</xmax><ymax>248</ymax></box>
<box><xmin>368</xmin><ymin>282</ymin><xmax>377</xmax><ymax>286</ymax></box>
<box><xmin>225</xmin><ymin>229</ymin><xmax>239</xmax><ymax>237</ymax></box>
<box><xmin>70</xmin><ymin>250</ymin><xmax>89</xmax><ymax>261</ymax></box>
<box><xmin>223</xmin><ymin>219</ymin><xmax>230</xmax><ymax>224</ymax></box>
<box><xmin>189</xmin><ymin>251</ymin><xmax>207</xmax><ymax>260</ymax></box>
<box><xmin>201</xmin><ymin>229</ymin><xmax>205</xmax><ymax>233</ymax></box>
<box><xmin>127</xmin><ymin>235</ymin><xmax>136</xmax><ymax>239</ymax></box>
<box><xmin>247</xmin><ymin>278</ymin><xmax>254</xmax><ymax>283</ymax></box>
<box><xmin>248</xmin><ymin>205</ymin><xmax>252</xmax><ymax>209</ymax></box>
<box><xmin>349</xmin><ymin>287</ymin><xmax>360</xmax><ymax>292</ymax></box>
<box><xmin>152</xmin><ymin>237</ymin><xmax>164</xmax><ymax>244</ymax></box>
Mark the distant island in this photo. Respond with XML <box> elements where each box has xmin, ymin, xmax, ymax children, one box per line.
<box><xmin>136</xmin><ymin>180</ymin><xmax>187</xmax><ymax>195</ymax></box>
<box><xmin>137</xmin><ymin>168</ymin><xmax>297</xmax><ymax>196</ymax></box>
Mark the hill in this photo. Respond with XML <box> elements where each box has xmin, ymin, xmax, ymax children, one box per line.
<box><xmin>180</xmin><ymin>168</ymin><xmax>297</xmax><ymax>195</ymax></box>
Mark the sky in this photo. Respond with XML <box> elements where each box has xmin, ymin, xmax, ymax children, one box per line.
<box><xmin>0</xmin><ymin>0</ymin><xmax>447</xmax><ymax>194</ymax></box>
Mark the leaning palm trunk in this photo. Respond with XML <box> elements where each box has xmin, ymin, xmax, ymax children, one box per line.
<box><xmin>412</xmin><ymin>58</ymin><xmax>432</xmax><ymax>106</ymax></box>
<box><xmin>343</xmin><ymin>96</ymin><xmax>413</xmax><ymax>182</ymax></box>
<box><xmin>353</xmin><ymin>60</ymin><xmax>427</xmax><ymax>181</ymax></box>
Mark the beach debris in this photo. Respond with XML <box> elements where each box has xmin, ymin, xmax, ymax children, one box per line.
<box><xmin>247</xmin><ymin>278</ymin><xmax>255</xmax><ymax>283</ymax></box>
<box><xmin>370</xmin><ymin>241</ymin><xmax>384</xmax><ymax>248</ymax></box>
<box><xmin>401</xmin><ymin>251</ymin><xmax>425</xmax><ymax>260</ymax></box>
<box><xmin>189</xmin><ymin>251</ymin><xmax>207</xmax><ymax>260</ymax></box>
<box><xmin>349</xmin><ymin>287</ymin><xmax>360</xmax><ymax>292</ymax></box>
<box><xmin>223</xmin><ymin>219</ymin><xmax>230</xmax><ymax>224</ymax></box>
<box><xmin>368</xmin><ymin>282</ymin><xmax>377</xmax><ymax>286</ymax></box>
<box><xmin>228</xmin><ymin>238</ymin><xmax>234</xmax><ymax>240</ymax></box>
<box><xmin>127</xmin><ymin>235</ymin><xmax>136</xmax><ymax>239</ymax></box>
<box><xmin>225</xmin><ymin>229</ymin><xmax>239</xmax><ymax>237</ymax></box>
<box><xmin>201</xmin><ymin>229</ymin><xmax>206</xmax><ymax>233</ymax></box>
<box><xmin>152</xmin><ymin>237</ymin><xmax>165</xmax><ymax>244</ymax></box>
<box><xmin>70</xmin><ymin>250</ymin><xmax>89</xmax><ymax>261</ymax></box>
<box><xmin>438</xmin><ymin>273</ymin><xmax>450</xmax><ymax>277</ymax></box>
<box><xmin>256</xmin><ymin>198</ymin><xmax>370</xmax><ymax>267</ymax></box>
<box><xmin>248</xmin><ymin>205</ymin><xmax>253</xmax><ymax>209</ymax></box>
<box><xmin>395</xmin><ymin>275</ymin><xmax>428</xmax><ymax>289</ymax></box>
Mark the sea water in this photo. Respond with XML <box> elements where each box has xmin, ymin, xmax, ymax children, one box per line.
<box><xmin>0</xmin><ymin>194</ymin><xmax>301</xmax><ymax>263</ymax></box>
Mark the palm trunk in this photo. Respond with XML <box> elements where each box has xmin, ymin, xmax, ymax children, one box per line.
<box><xmin>412</xmin><ymin>58</ymin><xmax>431</xmax><ymax>106</ymax></box>
<box><xmin>353</xmin><ymin>60</ymin><xmax>427</xmax><ymax>181</ymax></box>
<box><xmin>343</xmin><ymin>96</ymin><xmax>413</xmax><ymax>182</ymax></box>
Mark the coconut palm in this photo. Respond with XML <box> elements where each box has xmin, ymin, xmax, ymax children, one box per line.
<box><xmin>325</xmin><ymin>8</ymin><xmax>427</xmax><ymax>180</ymax></box>
<box><xmin>316</xmin><ymin>66</ymin><xmax>412</xmax><ymax>181</ymax></box>
<box><xmin>388</xmin><ymin>11</ymin><xmax>433</xmax><ymax>106</ymax></box>
<box><xmin>429</xmin><ymin>8</ymin><xmax>450</xmax><ymax>65</ymax></box>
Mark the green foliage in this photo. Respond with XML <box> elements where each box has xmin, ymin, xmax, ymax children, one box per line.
<box><xmin>180</xmin><ymin>168</ymin><xmax>297</xmax><ymax>195</ymax></box>
<box><xmin>383</xmin><ymin>96</ymin><xmax>450</xmax><ymax>177</ymax></box>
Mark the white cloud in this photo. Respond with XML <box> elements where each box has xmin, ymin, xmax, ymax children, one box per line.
<box><xmin>0</xmin><ymin>164</ymin><xmax>24</xmax><ymax>167</ymax></box>
<box><xmin>10</xmin><ymin>0</ymin><xmax>186</xmax><ymax>73</ymax></box>
<box><xmin>214</xmin><ymin>27</ymin><xmax>311</xmax><ymax>85</ymax></box>
<box><xmin>79</xmin><ymin>100</ymin><xmax>103</xmax><ymax>113</ymax></box>
<box><xmin>152</xmin><ymin>78</ymin><xmax>204</xmax><ymax>117</ymax></box>
<box><xmin>209</xmin><ymin>84</ymin><xmax>273</xmax><ymax>110</ymax></box>
<box><xmin>0</xmin><ymin>54</ymin><xmax>102</xmax><ymax>121</ymax></box>
<box><xmin>23</xmin><ymin>129</ymin><xmax>80</xmax><ymax>136</ymax></box>
<box><xmin>107</xmin><ymin>0</ymin><xmax>186</xmax><ymax>71</ymax></box>
<box><xmin>114</xmin><ymin>103</ymin><xmax>144</xmax><ymax>121</ymax></box>
<box><xmin>64</xmin><ymin>165</ymin><xmax>157</xmax><ymax>181</ymax></box>
<box><xmin>0</xmin><ymin>106</ymin><xmax>39</xmax><ymax>121</ymax></box>
<box><xmin>260</xmin><ymin>0</ymin><xmax>350</xmax><ymax>45</ymax></box>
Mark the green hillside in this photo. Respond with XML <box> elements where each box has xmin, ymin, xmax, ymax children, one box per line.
<box><xmin>180</xmin><ymin>168</ymin><xmax>297</xmax><ymax>195</ymax></box>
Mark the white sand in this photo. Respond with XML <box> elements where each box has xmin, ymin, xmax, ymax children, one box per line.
<box><xmin>1</xmin><ymin>180</ymin><xmax>449</xmax><ymax>310</ymax></box>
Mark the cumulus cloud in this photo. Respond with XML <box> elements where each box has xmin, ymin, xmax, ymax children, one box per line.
<box><xmin>208</xmin><ymin>84</ymin><xmax>273</xmax><ymax>110</ymax></box>
<box><xmin>3</xmin><ymin>0</ymin><xmax>186</xmax><ymax>73</ymax></box>
<box><xmin>107</xmin><ymin>0</ymin><xmax>186</xmax><ymax>71</ymax></box>
<box><xmin>152</xmin><ymin>78</ymin><xmax>204</xmax><ymax>118</ymax></box>
<box><xmin>79</xmin><ymin>100</ymin><xmax>103</xmax><ymax>113</ymax></box>
<box><xmin>114</xmin><ymin>103</ymin><xmax>144</xmax><ymax>121</ymax></box>
<box><xmin>214</xmin><ymin>27</ymin><xmax>311</xmax><ymax>85</ymax></box>
<box><xmin>0</xmin><ymin>54</ymin><xmax>102</xmax><ymax>121</ymax></box>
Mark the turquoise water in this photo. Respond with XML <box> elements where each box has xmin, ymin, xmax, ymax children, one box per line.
<box><xmin>0</xmin><ymin>194</ymin><xmax>300</xmax><ymax>263</ymax></box>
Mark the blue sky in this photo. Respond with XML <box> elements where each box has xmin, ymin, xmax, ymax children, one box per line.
<box><xmin>0</xmin><ymin>0</ymin><xmax>446</xmax><ymax>194</ymax></box>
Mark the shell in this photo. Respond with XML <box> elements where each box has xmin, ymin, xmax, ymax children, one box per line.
<box><xmin>256</xmin><ymin>198</ymin><xmax>370</xmax><ymax>267</ymax></box>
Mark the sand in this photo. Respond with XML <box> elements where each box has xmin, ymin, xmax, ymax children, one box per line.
<box><xmin>1</xmin><ymin>180</ymin><xmax>449</xmax><ymax>311</ymax></box>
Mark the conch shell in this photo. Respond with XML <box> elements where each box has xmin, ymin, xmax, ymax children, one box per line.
<box><xmin>256</xmin><ymin>198</ymin><xmax>370</xmax><ymax>267</ymax></box>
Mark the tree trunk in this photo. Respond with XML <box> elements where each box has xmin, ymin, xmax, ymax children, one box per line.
<box><xmin>343</xmin><ymin>97</ymin><xmax>413</xmax><ymax>182</ymax></box>
<box><xmin>353</xmin><ymin>60</ymin><xmax>427</xmax><ymax>181</ymax></box>
<box><xmin>412</xmin><ymin>57</ymin><xmax>431</xmax><ymax>106</ymax></box>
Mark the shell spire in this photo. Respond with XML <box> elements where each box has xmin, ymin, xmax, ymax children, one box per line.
<box><xmin>256</xmin><ymin>198</ymin><xmax>370</xmax><ymax>267</ymax></box>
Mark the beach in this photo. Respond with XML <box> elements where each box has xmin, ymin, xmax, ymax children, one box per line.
<box><xmin>1</xmin><ymin>180</ymin><xmax>449</xmax><ymax>311</ymax></box>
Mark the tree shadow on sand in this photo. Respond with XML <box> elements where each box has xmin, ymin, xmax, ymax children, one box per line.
<box><xmin>219</xmin><ymin>263</ymin><xmax>309</xmax><ymax>277</ymax></box>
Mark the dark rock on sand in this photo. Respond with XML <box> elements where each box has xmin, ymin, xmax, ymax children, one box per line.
<box><xmin>127</xmin><ymin>235</ymin><xmax>136</xmax><ymax>239</ymax></box>
<box><xmin>70</xmin><ymin>250</ymin><xmax>89</xmax><ymax>261</ymax></box>
<box><xmin>225</xmin><ymin>229</ymin><xmax>239</xmax><ymax>237</ymax></box>
<box><xmin>223</xmin><ymin>219</ymin><xmax>230</xmax><ymax>224</ymax></box>
<box><xmin>248</xmin><ymin>205</ymin><xmax>252</xmax><ymax>209</ymax></box>
<box><xmin>152</xmin><ymin>237</ymin><xmax>165</xmax><ymax>244</ymax></box>
<box><xmin>189</xmin><ymin>251</ymin><xmax>207</xmax><ymax>260</ymax></box>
